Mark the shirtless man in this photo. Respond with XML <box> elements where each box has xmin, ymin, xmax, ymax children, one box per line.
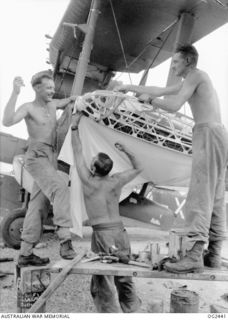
<box><xmin>71</xmin><ymin>112</ymin><xmax>141</xmax><ymax>312</ymax></box>
<box><xmin>3</xmin><ymin>71</ymin><xmax>77</xmax><ymax>266</ymax></box>
<box><xmin>116</xmin><ymin>44</ymin><xmax>228</xmax><ymax>273</ymax></box>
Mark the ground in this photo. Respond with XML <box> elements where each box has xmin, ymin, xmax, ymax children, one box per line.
<box><xmin>0</xmin><ymin>223</ymin><xmax>228</xmax><ymax>314</ymax></box>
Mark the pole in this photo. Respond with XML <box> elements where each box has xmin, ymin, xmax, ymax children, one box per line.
<box><xmin>71</xmin><ymin>0</ymin><xmax>101</xmax><ymax>96</ymax></box>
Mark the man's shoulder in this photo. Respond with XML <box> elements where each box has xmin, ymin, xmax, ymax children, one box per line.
<box><xmin>93</xmin><ymin>175</ymin><xmax>118</xmax><ymax>188</ymax></box>
<box><xmin>51</xmin><ymin>99</ymin><xmax>63</xmax><ymax>108</ymax></box>
<box><xmin>185</xmin><ymin>69</ymin><xmax>206</xmax><ymax>86</ymax></box>
<box><xmin>110</xmin><ymin>172</ymin><xmax>121</xmax><ymax>180</ymax></box>
<box><xmin>188</xmin><ymin>68</ymin><xmax>206</xmax><ymax>79</ymax></box>
<box><xmin>20</xmin><ymin>101</ymin><xmax>31</xmax><ymax>107</ymax></box>
<box><xmin>19</xmin><ymin>102</ymin><xmax>32</xmax><ymax>112</ymax></box>
<box><xmin>23</xmin><ymin>101</ymin><xmax>39</xmax><ymax>112</ymax></box>
<box><xmin>46</xmin><ymin>100</ymin><xmax>58</xmax><ymax>109</ymax></box>
<box><xmin>84</xmin><ymin>176</ymin><xmax>113</xmax><ymax>194</ymax></box>
<box><xmin>110</xmin><ymin>172</ymin><xmax>126</xmax><ymax>185</ymax></box>
<box><xmin>85</xmin><ymin>175</ymin><xmax>105</xmax><ymax>186</ymax></box>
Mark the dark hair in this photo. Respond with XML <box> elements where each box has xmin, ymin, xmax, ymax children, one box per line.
<box><xmin>31</xmin><ymin>70</ymin><xmax>53</xmax><ymax>87</ymax></box>
<box><xmin>94</xmin><ymin>152</ymin><xmax>113</xmax><ymax>176</ymax></box>
<box><xmin>176</xmin><ymin>44</ymin><xmax>199</xmax><ymax>67</ymax></box>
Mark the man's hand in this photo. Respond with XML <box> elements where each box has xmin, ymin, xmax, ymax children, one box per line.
<box><xmin>115</xmin><ymin>142</ymin><xmax>125</xmax><ymax>152</ymax></box>
<box><xmin>55</xmin><ymin>95</ymin><xmax>77</xmax><ymax>110</ymax></box>
<box><xmin>13</xmin><ymin>77</ymin><xmax>25</xmax><ymax>95</ymax></box>
<box><xmin>71</xmin><ymin>111</ymin><xmax>83</xmax><ymax>130</ymax></box>
<box><xmin>138</xmin><ymin>93</ymin><xmax>153</xmax><ymax>104</ymax></box>
<box><xmin>74</xmin><ymin>96</ymin><xmax>85</xmax><ymax>112</ymax></box>
<box><xmin>114</xmin><ymin>84</ymin><xmax>130</xmax><ymax>93</ymax></box>
<box><xmin>69</xmin><ymin>95</ymin><xmax>77</xmax><ymax>102</ymax></box>
<box><xmin>3</xmin><ymin>77</ymin><xmax>27</xmax><ymax>127</ymax></box>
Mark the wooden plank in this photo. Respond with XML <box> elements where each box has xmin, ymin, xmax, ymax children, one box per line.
<box><xmin>50</xmin><ymin>260</ymin><xmax>228</xmax><ymax>282</ymax></box>
<box><xmin>128</xmin><ymin>261</ymin><xmax>150</xmax><ymax>268</ymax></box>
<box><xmin>16</xmin><ymin>255</ymin><xmax>228</xmax><ymax>313</ymax></box>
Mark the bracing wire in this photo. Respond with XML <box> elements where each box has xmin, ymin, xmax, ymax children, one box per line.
<box><xmin>139</xmin><ymin>19</ymin><xmax>178</xmax><ymax>85</ymax></box>
<box><xmin>109</xmin><ymin>0</ymin><xmax>133</xmax><ymax>84</ymax></box>
<box><xmin>130</xmin><ymin>18</ymin><xmax>178</xmax><ymax>75</ymax></box>
<box><xmin>114</xmin><ymin>17</ymin><xmax>178</xmax><ymax>83</ymax></box>
<box><xmin>213</xmin><ymin>0</ymin><xmax>228</xmax><ymax>8</ymax></box>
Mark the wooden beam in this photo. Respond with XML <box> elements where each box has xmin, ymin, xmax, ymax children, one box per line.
<box><xmin>15</xmin><ymin>254</ymin><xmax>228</xmax><ymax>313</ymax></box>
<box><xmin>50</xmin><ymin>260</ymin><xmax>228</xmax><ymax>282</ymax></box>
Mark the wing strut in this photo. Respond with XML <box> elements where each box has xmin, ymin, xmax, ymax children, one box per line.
<box><xmin>71</xmin><ymin>0</ymin><xmax>101</xmax><ymax>96</ymax></box>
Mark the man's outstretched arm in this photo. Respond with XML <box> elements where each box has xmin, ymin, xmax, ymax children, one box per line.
<box><xmin>71</xmin><ymin>112</ymin><xmax>91</xmax><ymax>184</ymax></box>
<box><xmin>3</xmin><ymin>77</ymin><xmax>28</xmax><ymax>127</ymax></box>
<box><xmin>113</xmin><ymin>142</ymin><xmax>142</xmax><ymax>187</ymax></box>
<box><xmin>115</xmin><ymin>143</ymin><xmax>141</xmax><ymax>170</ymax></box>
<box><xmin>115</xmin><ymin>82</ymin><xmax>182</xmax><ymax>99</ymax></box>
<box><xmin>151</xmin><ymin>72</ymin><xmax>199</xmax><ymax>113</ymax></box>
<box><xmin>54</xmin><ymin>96</ymin><xmax>76</xmax><ymax>110</ymax></box>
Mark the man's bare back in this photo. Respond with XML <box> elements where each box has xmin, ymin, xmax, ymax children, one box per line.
<box><xmin>82</xmin><ymin>174</ymin><xmax>123</xmax><ymax>225</ymax></box>
<box><xmin>71</xmin><ymin>116</ymin><xmax>142</xmax><ymax>226</ymax></box>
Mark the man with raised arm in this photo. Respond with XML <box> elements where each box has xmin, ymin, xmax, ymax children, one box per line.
<box><xmin>71</xmin><ymin>112</ymin><xmax>142</xmax><ymax>312</ymax></box>
<box><xmin>3</xmin><ymin>71</ymin><xmax>77</xmax><ymax>266</ymax></box>
<box><xmin>116</xmin><ymin>44</ymin><xmax>228</xmax><ymax>273</ymax></box>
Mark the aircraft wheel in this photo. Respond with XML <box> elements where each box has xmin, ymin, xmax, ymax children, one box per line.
<box><xmin>1</xmin><ymin>208</ymin><xmax>26</xmax><ymax>250</ymax></box>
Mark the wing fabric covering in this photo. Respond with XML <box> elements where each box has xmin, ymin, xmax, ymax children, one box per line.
<box><xmin>59</xmin><ymin>117</ymin><xmax>192</xmax><ymax>236</ymax></box>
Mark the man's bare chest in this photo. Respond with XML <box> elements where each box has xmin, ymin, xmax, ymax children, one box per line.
<box><xmin>28</xmin><ymin>106</ymin><xmax>56</xmax><ymax>125</ymax></box>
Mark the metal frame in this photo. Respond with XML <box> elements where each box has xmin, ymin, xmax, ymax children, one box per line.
<box><xmin>78</xmin><ymin>90</ymin><xmax>194</xmax><ymax>155</ymax></box>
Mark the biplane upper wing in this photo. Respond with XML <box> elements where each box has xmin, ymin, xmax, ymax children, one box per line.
<box><xmin>49</xmin><ymin>0</ymin><xmax>228</xmax><ymax>75</ymax></box>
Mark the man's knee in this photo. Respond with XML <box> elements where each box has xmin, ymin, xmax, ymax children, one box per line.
<box><xmin>50</xmin><ymin>182</ymin><xmax>68</xmax><ymax>203</ymax></box>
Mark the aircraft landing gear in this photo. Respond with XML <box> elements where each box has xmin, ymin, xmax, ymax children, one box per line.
<box><xmin>1</xmin><ymin>207</ymin><xmax>26</xmax><ymax>250</ymax></box>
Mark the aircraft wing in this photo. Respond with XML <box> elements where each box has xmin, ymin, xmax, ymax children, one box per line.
<box><xmin>0</xmin><ymin>132</ymin><xmax>27</xmax><ymax>164</ymax></box>
<box><xmin>50</xmin><ymin>0</ymin><xmax>228</xmax><ymax>74</ymax></box>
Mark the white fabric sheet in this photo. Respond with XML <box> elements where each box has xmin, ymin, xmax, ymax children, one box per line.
<box><xmin>58</xmin><ymin>116</ymin><xmax>146</xmax><ymax>237</ymax></box>
<box><xmin>59</xmin><ymin>116</ymin><xmax>191</xmax><ymax>237</ymax></box>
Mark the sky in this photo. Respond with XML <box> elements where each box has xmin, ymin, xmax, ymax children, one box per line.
<box><xmin>0</xmin><ymin>0</ymin><xmax>228</xmax><ymax>142</ymax></box>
